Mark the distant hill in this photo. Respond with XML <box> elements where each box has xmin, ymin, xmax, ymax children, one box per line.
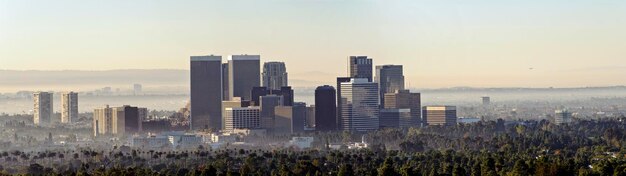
<box><xmin>0</xmin><ymin>69</ymin><xmax>189</xmax><ymax>85</ymax></box>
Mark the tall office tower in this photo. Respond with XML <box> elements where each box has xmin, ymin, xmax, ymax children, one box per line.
<box><xmin>348</xmin><ymin>56</ymin><xmax>373</xmax><ymax>81</ymax></box>
<box><xmin>224</xmin><ymin>107</ymin><xmax>261</xmax><ymax>130</ymax></box>
<box><xmin>375</xmin><ymin>65</ymin><xmax>405</xmax><ymax>107</ymax></box>
<box><xmin>340</xmin><ymin>78</ymin><xmax>379</xmax><ymax>131</ymax></box>
<box><xmin>315</xmin><ymin>85</ymin><xmax>337</xmax><ymax>131</ymax></box>
<box><xmin>222</xmin><ymin>63</ymin><xmax>230</xmax><ymax>100</ymax></box>
<box><xmin>274</xmin><ymin>102</ymin><xmax>307</xmax><ymax>134</ymax></box>
<box><xmin>482</xmin><ymin>97</ymin><xmax>491</xmax><ymax>106</ymax></box>
<box><xmin>336</xmin><ymin>77</ymin><xmax>351</xmax><ymax>129</ymax></box>
<box><xmin>306</xmin><ymin>105</ymin><xmax>316</xmax><ymax>129</ymax></box>
<box><xmin>251</xmin><ymin>86</ymin><xmax>294</xmax><ymax>106</ymax></box>
<box><xmin>190</xmin><ymin>55</ymin><xmax>223</xmax><ymax>131</ymax></box>
<box><xmin>384</xmin><ymin>90</ymin><xmax>421</xmax><ymax>127</ymax></box>
<box><xmin>33</xmin><ymin>92</ymin><xmax>53</xmax><ymax>126</ymax></box>
<box><xmin>262</xmin><ymin>62</ymin><xmax>288</xmax><ymax>90</ymax></box>
<box><xmin>379</xmin><ymin>109</ymin><xmax>411</xmax><ymax>128</ymax></box>
<box><xmin>555</xmin><ymin>110</ymin><xmax>572</xmax><ymax>124</ymax></box>
<box><xmin>133</xmin><ymin>84</ymin><xmax>142</xmax><ymax>95</ymax></box>
<box><xmin>228</xmin><ymin>55</ymin><xmax>260</xmax><ymax>101</ymax></box>
<box><xmin>422</xmin><ymin>106</ymin><xmax>457</xmax><ymax>126</ymax></box>
<box><xmin>61</xmin><ymin>92</ymin><xmax>78</xmax><ymax>124</ymax></box>
<box><xmin>260</xmin><ymin>95</ymin><xmax>283</xmax><ymax>131</ymax></box>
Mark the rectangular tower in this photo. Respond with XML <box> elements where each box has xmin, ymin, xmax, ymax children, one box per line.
<box><xmin>61</xmin><ymin>92</ymin><xmax>78</xmax><ymax>124</ymax></box>
<box><xmin>375</xmin><ymin>65</ymin><xmax>405</xmax><ymax>107</ymax></box>
<box><xmin>33</xmin><ymin>92</ymin><xmax>53</xmax><ymax>126</ymax></box>
<box><xmin>339</xmin><ymin>78</ymin><xmax>379</xmax><ymax>131</ymax></box>
<box><xmin>348</xmin><ymin>56</ymin><xmax>373</xmax><ymax>81</ymax></box>
<box><xmin>190</xmin><ymin>55</ymin><xmax>223</xmax><ymax>131</ymax></box>
<box><xmin>228</xmin><ymin>55</ymin><xmax>260</xmax><ymax>101</ymax></box>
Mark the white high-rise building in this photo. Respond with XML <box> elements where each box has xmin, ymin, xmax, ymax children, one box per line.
<box><xmin>93</xmin><ymin>105</ymin><xmax>126</xmax><ymax>136</ymax></box>
<box><xmin>224</xmin><ymin>107</ymin><xmax>261</xmax><ymax>130</ymax></box>
<box><xmin>61</xmin><ymin>92</ymin><xmax>78</xmax><ymax>123</ymax></box>
<box><xmin>262</xmin><ymin>62</ymin><xmax>288</xmax><ymax>90</ymax></box>
<box><xmin>33</xmin><ymin>92</ymin><xmax>53</xmax><ymax>126</ymax></box>
<box><xmin>339</xmin><ymin>78</ymin><xmax>379</xmax><ymax>131</ymax></box>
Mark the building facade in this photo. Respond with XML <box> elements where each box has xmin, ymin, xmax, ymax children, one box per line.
<box><xmin>423</xmin><ymin>106</ymin><xmax>457</xmax><ymax>126</ymax></box>
<box><xmin>339</xmin><ymin>78</ymin><xmax>379</xmax><ymax>131</ymax></box>
<box><xmin>375</xmin><ymin>65</ymin><xmax>405</xmax><ymax>107</ymax></box>
<box><xmin>61</xmin><ymin>91</ymin><xmax>78</xmax><ymax>124</ymax></box>
<box><xmin>260</xmin><ymin>95</ymin><xmax>283</xmax><ymax>131</ymax></box>
<box><xmin>379</xmin><ymin>108</ymin><xmax>412</xmax><ymax>128</ymax></box>
<box><xmin>224</xmin><ymin>107</ymin><xmax>261</xmax><ymax>130</ymax></box>
<box><xmin>228</xmin><ymin>55</ymin><xmax>260</xmax><ymax>101</ymax></box>
<box><xmin>348</xmin><ymin>56</ymin><xmax>373</xmax><ymax>81</ymax></box>
<box><xmin>251</xmin><ymin>86</ymin><xmax>293</xmax><ymax>106</ymax></box>
<box><xmin>262</xmin><ymin>62</ymin><xmax>288</xmax><ymax>90</ymax></box>
<box><xmin>274</xmin><ymin>102</ymin><xmax>307</xmax><ymax>134</ymax></box>
<box><xmin>384</xmin><ymin>90</ymin><xmax>421</xmax><ymax>127</ymax></box>
<box><xmin>315</xmin><ymin>85</ymin><xmax>337</xmax><ymax>131</ymax></box>
<box><xmin>33</xmin><ymin>92</ymin><xmax>53</xmax><ymax>126</ymax></box>
<box><xmin>190</xmin><ymin>55</ymin><xmax>223</xmax><ymax>131</ymax></box>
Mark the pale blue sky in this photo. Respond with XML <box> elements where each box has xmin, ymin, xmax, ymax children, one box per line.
<box><xmin>1</xmin><ymin>0</ymin><xmax>626</xmax><ymax>88</ymax></box>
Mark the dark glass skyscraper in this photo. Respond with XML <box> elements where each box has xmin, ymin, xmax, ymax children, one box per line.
<box><xmin>228</xmin><ymin>55</ymin><xmax>260</xmax><ymax>101</ymax></box>
<box><xmin>190</xmin><ymin>55</ymin><xmax>223</xmax><ymax>131</ymax></box>
<box><xmin>348</xmin><ymin>56</ymin><xmax>373</xmax><ymax>81</ymax></box>
<box><xmin>315</xmin><ymin>85</ymin><xmax>337</xmax><ymax>131</ymax></box>
<box><xmin>375</xmin><ymin>65</ymin><xmax>405</xmax><ymax>107</ymax></box>
<box><xmin>251</xmin><ymin>86</ymin><xmax>294</xmax><ymax>106</ymax></box>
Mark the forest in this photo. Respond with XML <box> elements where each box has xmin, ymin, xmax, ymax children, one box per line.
<box><xmin>0</xmin><ymin>118</ymin><xmax>624</xmax><ymax>176</ymax></box>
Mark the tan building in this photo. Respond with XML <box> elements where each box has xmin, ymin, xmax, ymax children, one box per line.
<box><xmin>384</xmin><ymin>90</ymin><xmax>421</xmax><ymax>127</ymax></box>
<box><xmin>422</xmin><ymin>106</ymin><xmax>457</xmax><ymax>126</ymax></box>
<box><xmin>61</xmin><ymin>92</ymin><xmax>78</xmax><ymax>124</ymax></box>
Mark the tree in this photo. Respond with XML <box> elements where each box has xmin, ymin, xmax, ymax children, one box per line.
<box><xmin>338</xmin><ymin>164</ymin><xmax>354</xmax><ymax>176</ymax></box>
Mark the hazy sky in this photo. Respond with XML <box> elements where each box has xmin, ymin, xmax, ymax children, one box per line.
<box><xmin>1</xmin><ymin>0</ymin><xmax>626</xmax><ymax>88</ymax></box>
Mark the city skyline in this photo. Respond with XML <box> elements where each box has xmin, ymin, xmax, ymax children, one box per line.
<box><xmin>2</xmin><ymin>1</ymin><xmax>626</xmax><ymax>88</ymax></box>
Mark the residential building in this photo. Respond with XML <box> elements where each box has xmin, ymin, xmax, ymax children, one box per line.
<box><xmin>61</xmin><ymin>91</ymin><xmax>78</xmax><ymax>124</ymax></box>
<box><xmin>33</xmin><ymin>92</ymin><xmax>53</xmax><ymax>126</ymax></box>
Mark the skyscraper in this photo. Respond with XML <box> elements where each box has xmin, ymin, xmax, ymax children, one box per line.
<box><xmin>375</xmin><ymin>65</ymin><xmax>405</xmax><ymax>107</ymax></box>
<box><xmin>33</xmin><ymin>92</ymin><xmax>53</xmax><ymax>126</ymax></box>
<box><xmin>339</xmin><ymin>78</ymin><xmax>379</xmax><ymax>131</ymax></box>
<box><xmin>384</xmin><ymin>90</ymin><xmax>421</xmax><ymax>127</ymax></box>
<box><xmin>348</xmin><ymin>56</ymin><xmax>373</xmax><ymax>81</ymax></box>
<box><xmin>190</xmin><ymin>55</ymin><xmax>223</xmax><ymax>131</ymax></box>
<box><xmin>133</xmin><ymin>84</ymin><xmax>142</xmax><ymax>95</ymax></box>
<box><xmin>61</xmin><ymin>92</ymin><xmax>78</xmax><ymax>124</ymax></box>
<box><xmin>379</xmin><ymin>109</ymin><xmax>411</xmax><ymax>128</ymax></box>
<box><xmin>262</xmin><ymin>62</ymin><xmax>288</xmax><ymax>90</ymax></box>
<box><xmin>228</xmin><ymin>55</ymin><xmax>260</xmax><ymax>101</ymax></box>
<box><xmin>315</xmin><ymin>85</ymin><xmax>337</xmax><ymax>131</ymax></box>
<box><xmin>422</xmin><ymin>106</ymin><xmax>457</xmax><ymax>126</ymax></box>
